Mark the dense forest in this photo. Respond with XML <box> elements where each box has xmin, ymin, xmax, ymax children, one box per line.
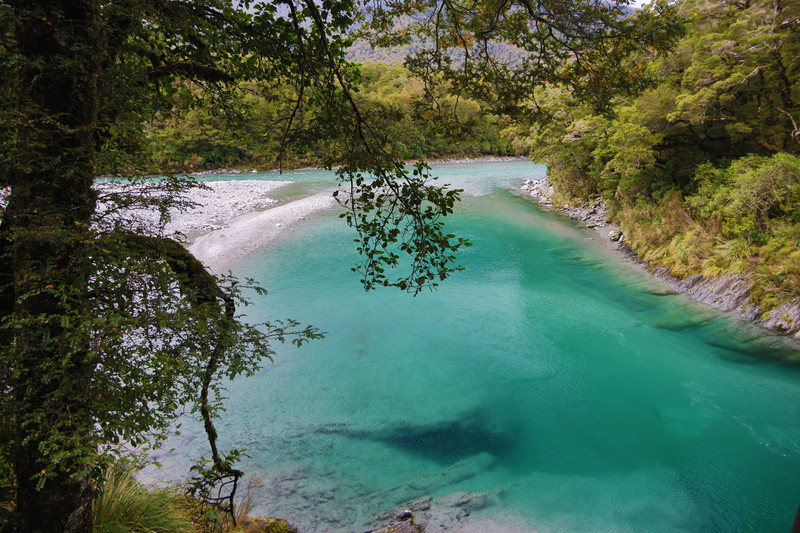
<box><xmin>517</xmin><ymin>0</ymin><xmax>800</xmax><ymax>315</ymax></box>
<box><xmin>147</xmin><ymin>62</ymin><xmax>517</xmax><ymax>172</ymax></box>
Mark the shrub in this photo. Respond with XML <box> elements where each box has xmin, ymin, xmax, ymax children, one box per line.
<box><xmin>687</xmin><ymin>153</ymin><xmax>800</xmax><ymax>242</ymax></box>
<box><xmin>751</xmin><ymin>221</ymin><xmax>800</xmax><ymax>309</ymax></box>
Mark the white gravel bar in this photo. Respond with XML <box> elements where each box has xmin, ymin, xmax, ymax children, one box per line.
<box><xmin>188</xmin><ymin>192</ymin><xmax>338</xmax><ymax>273</ymax></box>
<box><xmin>164</xmin><ymin>180</ymin><xmax>294</xmax><ymax>237</ymax></box>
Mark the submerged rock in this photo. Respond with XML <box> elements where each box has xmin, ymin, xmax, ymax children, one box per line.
<box><xmin>367</xmin><ymin>510</ymin><xmax>423</xmax><ymax>533</ymax></box>
<box><xmin>369</xmin><ymin>491</ymin><xmax>499</xmax><ymax>533</ymax></box>
<box><xmin>240</xmin><ymin>516</ymin><xmax>298</xmax><ymax>533</ymax></box>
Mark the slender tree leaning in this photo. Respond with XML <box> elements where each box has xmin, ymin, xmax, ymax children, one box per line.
<box><xmin>0</xmin><ymin>0</ymin><xmax>680</xmax><ymax>531</ymax></box>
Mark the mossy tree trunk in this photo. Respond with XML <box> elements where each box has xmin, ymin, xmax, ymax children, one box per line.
<box><xmin>3</xmin><ymin>1</ymin><xmax>99</xmax><ymax>530</ymax></box>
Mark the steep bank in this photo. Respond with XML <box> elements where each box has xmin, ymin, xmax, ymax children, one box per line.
<box><xmin>519</xmin><ymin>178</ymin><xmax>800</xmax><ymax>341</ymax></box>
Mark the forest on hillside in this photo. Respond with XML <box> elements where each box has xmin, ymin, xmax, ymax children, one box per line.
<box><xmin>517</xmin><ymin>0</ymin><xmax>800</xmax><ymax>316</ymax></box>
<box><xmin>146</xmin><ymin>61</ymin><xmax>517</xmax><ymax>172</ymax></box>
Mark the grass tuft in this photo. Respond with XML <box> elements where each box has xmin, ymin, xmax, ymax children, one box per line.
<box><xmin>94</xmin><ymin>465</ymin><xmax>196</xmax><ymax>533</ymax></box>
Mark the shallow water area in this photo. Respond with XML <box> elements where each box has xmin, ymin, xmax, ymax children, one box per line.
<box><xmin>147</xmin><ymin>160</ymin><xmax>800</xmax><ymax>532</ymax></box>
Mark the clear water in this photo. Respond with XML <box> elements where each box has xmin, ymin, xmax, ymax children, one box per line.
<box><xmin>150</xmin><ymin>160</ymin><xmax>800</xmax><ymax>532</ymax></box>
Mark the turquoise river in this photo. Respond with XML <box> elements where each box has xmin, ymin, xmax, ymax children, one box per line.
<box><xmin>148</xmin><ymin>160</ymin><xmax>800</xmax><ymax>532</ymax></box>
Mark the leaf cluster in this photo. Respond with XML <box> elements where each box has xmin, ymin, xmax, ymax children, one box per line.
<box><xmin>336</xmin><ymin>161</ymin><xmax>472</xmax><ymax>293</ymax></box>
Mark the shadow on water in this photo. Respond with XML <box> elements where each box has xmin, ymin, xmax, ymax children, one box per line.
<box><xmin>548</xmin><ymin>245</ymin><xmax>607</xmax><ymax>272</ymax></box>
<box><xmin>315</xmin><ymin>410</ymin><xmax>518</xmax><ymax>467</ymax></box>
<box><xmin>642</xmin><ymin>301</ymin><xmax>716</xmax><ymax>332</ymax></box>
<box><xmin>701</xmin><ymin>325</ymin><xmax>800</xmax><ymax>368</ymax></box>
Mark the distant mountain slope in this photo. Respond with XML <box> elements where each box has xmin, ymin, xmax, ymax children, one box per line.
<box><xmin>347</xmin><ymin>39</ymin><xmax>421</xmax><ymax>66</ymax></box>
<box><xmin>347</xmin><ymin>1</ymin><xmax>636</xmax><ymax>66</ymax></box>
<box><xmin>348</xmin><ymin>38</ymin><xmax>528</xmax><ymax>66</ymax></box>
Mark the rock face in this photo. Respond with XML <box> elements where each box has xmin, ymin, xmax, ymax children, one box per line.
<box><xmin>759</xmin><ymin>298</ymin><xmax>800</xmax><ymax>337</ymax></box>
<box><xmin>674</xmin><ymin>274</ymin><xmax>755</xmax><ymax>314</ymax></box>
<box><xmin>518</xmin><ymin>178</ymin><xmax>800</xmax><ymax>340</ymax></box>
<box><xmin>656</xmin><ymin>263</ymin><xmax>800</xmax><ymax>340</ymax></box>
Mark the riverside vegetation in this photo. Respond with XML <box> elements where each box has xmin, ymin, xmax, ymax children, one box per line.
<box><xmin>514</xmin><ymin>0</ymin><xmax>800</xmax><ymax>331</ymax></box>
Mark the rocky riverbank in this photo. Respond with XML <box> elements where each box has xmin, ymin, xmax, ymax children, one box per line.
<box><xmin>519</xmin><ymin>178</ymin><xmax>800</xmax><ymax>341</ymax></box>
<box><xmin>519</xmin><ymin>179</ymin><xmax>626</xmax><ymax>249</ymax></box>
<box><xmin>95</xmin><ymin>179</ymin><xmax>292</xmax><ymax>240</ymax></box>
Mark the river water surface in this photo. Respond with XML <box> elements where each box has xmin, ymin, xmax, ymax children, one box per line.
<box><xmin>151</xmin><ymin>160</ymin><xmax>800</xmax><ymax>532</ymax></box>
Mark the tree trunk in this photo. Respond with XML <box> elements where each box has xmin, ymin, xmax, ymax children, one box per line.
<box><xmin>4</xmin><ymin>1</ymin><xmax>100</xmax><ymax>531</ymax></box>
